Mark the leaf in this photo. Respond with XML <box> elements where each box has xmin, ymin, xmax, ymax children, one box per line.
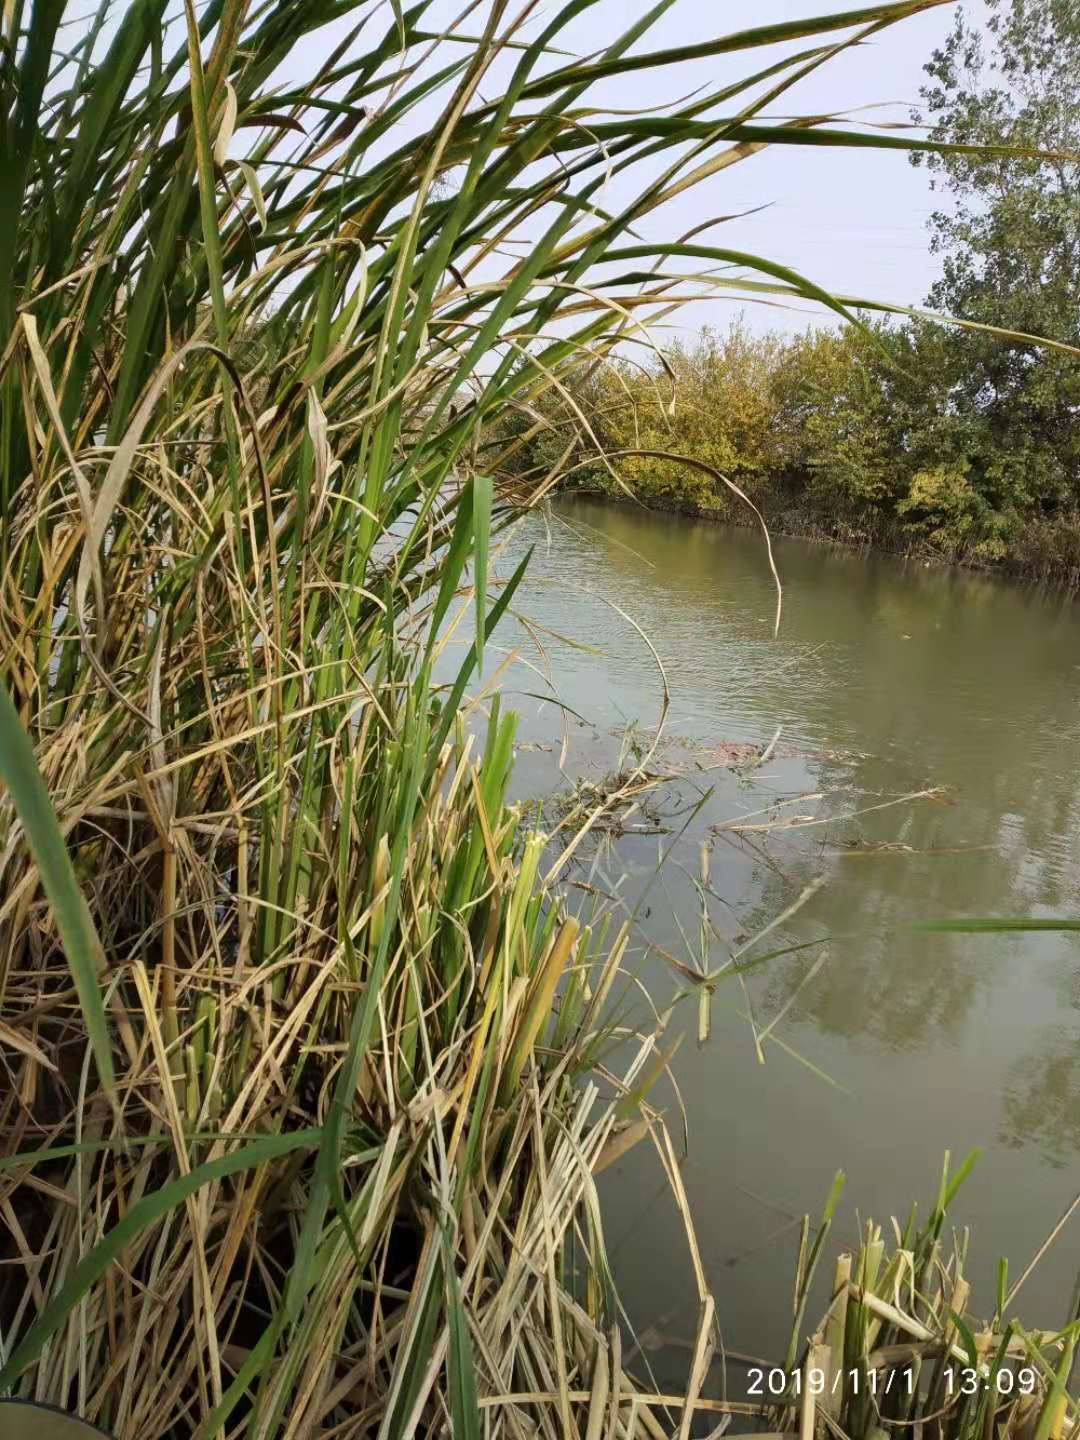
<box><xmin>472</xmin><ymin>473</ymin><xmax>492</xmax><ymax>676</ymax></box>
<box><xmin>305</xmin><ymin>388</ymin><xmax>335</xmax><ymax>537</ymax></box>
<box><xmin>443</xmin><ymin>1228</ymin><xmax>482</xmax><ymax>1440</ymax></box>
<box><xmin>0</xmin><ymin>1018</ymin><xmax>57</xmax><ymax>1073</ymax></box>
<box><xmin>237</xmin><ymin>112</ymin><xmax>306</xmax><ymax>135</ymax></box>
<box><xmin>427</xmin><ymin>481</ymin><xmax>475</xmax><ymax>643</ymax></box>
<box><xmin>0</xmin><ymin>684</ymin><xmax>114</xmax><ymax>1096</ymax></box>
<box><xmin>613</xmin><ymin>1032</ymin><xmax>682</xmax><ymax>1121</ymax></box>
<box><xmin>236</xmin><ymin>159</ymin><xmax>268</xmax><ymax>230</ymax></box>
<box><xmin>51</xmin><ymin>0</ymin><xmax>170</xmax><ymax>256</ymax></box>
<box><xmin>593</xmin><ymin>1116</ymin><xmax>651</xmax><ymax>1174</ymax></box>
<box><xmin>429</xmin><ymin>547</ymin><xmax>534</xmax><ymax>767</ymax></box>
<box><xmin>514</xmin><ymin>0</ymin><xmax>959</xmax><ymax>100</ymax></box>
<box><xmin>390</xmin><ymin>0</ymin><xmax>407</xmax><ymax>52</ymax></box>
<box><xmin>500</xmin><ymin>918</ymin><xmax>581</xmax><ymax>1105</ymax></box>
<box><xmin>945</xmin><ymin>1305</ymin><xmax>980</xmax><ymax>1368</ymax></box>
<box><xmin>939</xmin><ymin>1147</ymin><xmax>980</xmax><ymax>1212</ymax></box>
<box><xmin>600</xmin><ymin>241</ymin><xmax>864</xmax><ymax>331</ymax></box>
<box><xmin>213</xmin><ymin>80</ymin><xmax>238</xmax><ymax>166</ymax></box>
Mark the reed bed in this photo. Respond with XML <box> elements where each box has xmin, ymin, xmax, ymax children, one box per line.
<box><xmin>0</xmin><ymin>0</ymin><xmax>1071</xmax><ymax>1436</ymax></box>
<box><xmin>774</xmin><ymin>1162</ymin><xmax>1080</xmax><ymax>1440</ymax></box>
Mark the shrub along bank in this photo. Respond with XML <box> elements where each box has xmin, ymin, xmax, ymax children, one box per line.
<box><xmin>503</xmin><ymin>318</ymin><xmax>1080</xmax><ymax>587</ymax></box>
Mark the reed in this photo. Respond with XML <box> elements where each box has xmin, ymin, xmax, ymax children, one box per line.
<box><xmin>774</xmin><ymin>1160</ymin><xmax>1080</xmax><ymax>1440</ymax></box>
<box><xmin>0</xmin><ymin>0</ymin><xmax>1064</xmax><ymax>1436</ymax></box>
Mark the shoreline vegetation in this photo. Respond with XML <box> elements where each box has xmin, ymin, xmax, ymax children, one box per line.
<box><xmin>502</xmin><ymin>0</ymin><xmax>1080</xmax><ymax>590</ymax></box>
<box><xmin>0</xmin><ymin>0</ymin><xmax>1078</xmax><ymax>1436</ymax></box>
<box><xmin>500</xmin><ymin>318</ymin><xmax>1080</xmax><ymax>591</ymax></box>
<box><xmin>560</xmin><ymin>478</ymin><xmax>1080</xmax><ymax>587</ymax></box>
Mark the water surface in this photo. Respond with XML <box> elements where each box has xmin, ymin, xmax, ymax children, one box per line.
<box><xmin>477</xmin><ymin>495</ymin><xmax>1080</xmax><ymax>1380</ymax></box>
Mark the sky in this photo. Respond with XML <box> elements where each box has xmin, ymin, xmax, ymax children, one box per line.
<box><xmin>376</xmin><ymin>0</ymin><xmax>970</xmax><ymax>340</ymax></box>
<box><xmin>539</xmin><ymin>0</ymin><xmax>964</xmax><ymax>337</ymax></box>
<box><xmin>71</xmin><ymin>0</ymin><xmax>972</xmax><ymax>340</ymax></box>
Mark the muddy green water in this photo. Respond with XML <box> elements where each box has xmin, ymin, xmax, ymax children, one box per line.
<box><xmin>481</xmin><ymin>495</ymin><xmax>1080</xmax><ymax>1382</ymax></box>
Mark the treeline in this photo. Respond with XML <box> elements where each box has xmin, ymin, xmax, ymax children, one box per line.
<box><xmin>500</xmin><ymin>0</ymin><xmax>1080</xmax><ymax>586</ymax></box>
<box><xmin>502</xmin><ymin>317</ymin><xmax>1080</xmax><ymax>585</ymax></box>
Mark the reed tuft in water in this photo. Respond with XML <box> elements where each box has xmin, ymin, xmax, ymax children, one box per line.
<box><xmin>776</xmin><ymin>1160</ymin><xmax>1079</xmax><ymax>1440</ymax></box>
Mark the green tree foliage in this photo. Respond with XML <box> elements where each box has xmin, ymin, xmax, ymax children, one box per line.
<box><xmin>505</xmin><ymin>309</ymin><xmax>1073</xmax><ymax>577</ymax></box>
<box><xmin>909</xmin><ymin>0</ymin><xmax>1080</xmax><ymax>534</ymax></box>
<box><xmin>770</xmin><ymin>327</ymin><xmax>905</xmax><ymax>523</ymax></box>
<box><xmin>506</xmin><ymin>319</ymin><xmax>919</xmax><ymax>539</ymax></box>
<box><xmin>593</xmin><ymin>325</ymin><xmax>785</xmax><ymax>506</ymax></box>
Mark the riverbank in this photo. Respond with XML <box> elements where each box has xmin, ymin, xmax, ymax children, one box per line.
<box><xmin>558</xmin><ymin>483</ymin><xmax>1080</xmax><ymax>592</ymax></box>
<box><xmin>6</xmin><ymin>0</ymin><xmax>1079</xmax><ymax>1427</ymax></box>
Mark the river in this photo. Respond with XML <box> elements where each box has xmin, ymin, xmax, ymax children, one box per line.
<box><xmin>472</xmin><ymin>494</ymin><xmax>1080</xmax><ymax>1385</ymax></box>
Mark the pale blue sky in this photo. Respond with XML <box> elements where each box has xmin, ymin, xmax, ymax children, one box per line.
<box><xmin>532</xmin><ymin>0</ymin><xmax>963</xmax><ymax>336</ymax></box>
<box><xmin>269</xmin><ymin>0</ymin><xmax>961</xmax><ymax>334</ymax></box>
<box><xmin>76</xmin><ymin>0</ymin><xmax>972</xmax><ymax>337</ymax></box>
<box><xmin>287</xmin><ymin>0</ymin><xmax>966</xmax><ymax>337</ymax></box>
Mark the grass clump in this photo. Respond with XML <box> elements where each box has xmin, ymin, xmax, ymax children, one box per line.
<box><xmin>778</xmin><ymin>1161</ymin><xmax>1080</xmax><ymax>1440</ymax></box>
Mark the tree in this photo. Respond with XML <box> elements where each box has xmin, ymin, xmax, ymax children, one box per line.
<box><xmin>911</xmin><ymin>0</ymin><xmax>1080</xmax><ymax>525</ymax></box>
<box><xmin>770</xmin><ymin>325</ymin><xmax>903</xmax><ymax>531</ymax></box>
